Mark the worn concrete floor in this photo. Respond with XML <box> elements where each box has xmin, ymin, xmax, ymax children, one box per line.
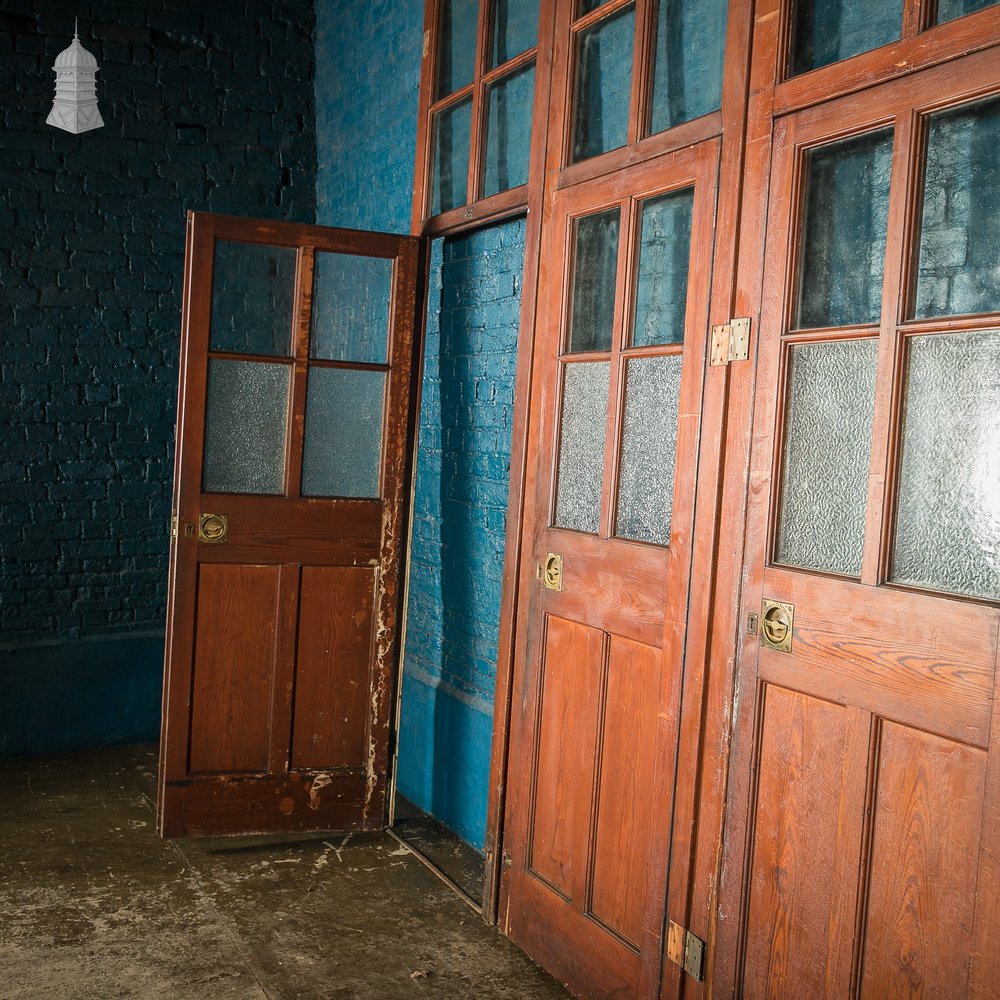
<box><xmin>0</xmin><ymin>744</ymin><xmax>571</xmax><ymax>1000</ymax></box>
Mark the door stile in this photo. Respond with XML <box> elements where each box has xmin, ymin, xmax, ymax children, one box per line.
<box><xmin>267</xmin><ymin>562</ymin><xmax>301</xmax><ymax>775</ymax></box>
<box><xmin>283</xmin><ymin>245</ymin><xmax>315</xmax><ymax>502</ymax></box>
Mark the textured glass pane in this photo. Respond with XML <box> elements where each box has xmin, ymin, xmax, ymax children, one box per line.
<box><xmin>797</xmin><ymin>129</ymin><xmax>893</xmax><ymax>329</ymax></box>
<box><xmin>437</xmin><ymin>0</ymin><xmax>478</xmax><ymax>97</ymax></box>
<box><xmin>571</xmin><ymin>4</ymin><xmax>636</xmax><ymax>164</ymax></box>
<box><xmin>490</xmin><ymin>0</ymin><xmax>538</xmax><ymax>67</ymax></box>
<box><xmin>302</xmin><ymin>368</ymin><xmax>385</xmax><ymax>498</ymax></box>
<box><xmin>568</xmin><ymin>210</ymin><xmax>620</xmax><ymax>354</ymax></box>
<box><xmin>431</xmin><ymin>98</ymin><xmax>473</xmax><ymax>216</ymax></box>
<box><xmin>914</xmin><ymin>97</ymin><xmax>1000</xmax><ymax>319</ymax></box>
<box><xmin>790</xmin><ymin>0</ymin><xmax>902</xmax><ymax>75</ymax></box>
<box><xmin>483</xmin><ymin>63</ymin><xmax>535</xmax><ymax>198</ymax></box>
<box><xmin>936</xmin><ymin>0</ymin><xmax>997</xmax><ymax>23</ymax></box>
<box><xmin>554</xmin><ymin>362</ymin><xmax>610</xmax><ymax>533</ymax></box>
<box><xmin>892</xmin><ymin>331</ymin><xmax>1000</xmax><ymax>601</ymax></box>
<box><xmin>650</xmin><ymin>0</ymin><xmax>727</xmax><ymax>134</ymax></box>
<box><xmin>310</xmin><ymin>252</ymin><xmax>392</xmax><ymax>364</ymax></box>
<box><xmin>203</xmin><ymin>360</ymin><xmax>289</xmax><ymax>494</ymax></box>
<box><xmin>775</xmin><ymin>340</ymin><xmax>879</xmax><ymax>576</ymax></box>
<box><xmin>579</xmin><ymin>0</ymin><xmax>614</xmax><ymax>12</ymax></box>
<box><xmin>210</xmin><ymin>241</ymin><xmax>296</xmax><ymax>356</ymax></box>
<box><xmin>632</xmin><ymin>189</ymin><xmax>693</xmax><ymax>347</ymax></box>
<box><xmin>615</xmin><ymin>355</ymin><xmax>682</xmax><ymax>545</ymax></box>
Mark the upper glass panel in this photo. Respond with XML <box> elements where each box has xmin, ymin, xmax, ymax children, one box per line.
<box><xmin>432</xmin><ymin>97</ymin><xmax>473</xmax><ymax>215</ymax></box>
<box><xmin>310</xmin><ymin>252</ymin><xmax>392</xmax><ymax>365</ymax></box>
<box><xmin>789</xmin><ymin>0</ymin><xmax>903</xmax><ymax>76</ymax></box>
<box><xmin>571</xmin><ymin>4</ymin><xmax>636</xmax><ymax>164</ymax></box>
<box><xmin>579</xmin><ymin>0</ymin><xmax>615</xmax><ymax>12</ymax></box>
<box><xmin>632</xmin><ymin>188</ymin><xmax>693</xmax><ymax>347</ymax></box>
<box><xmin>437</xmin><ymin>0</ymin><xmax>478</xmax><ymax>98</ymax></box>
<box><xmin>935</xmin><ymin>0</ymin><xmax>997</xmax><ymax>24</ymax></box>
<box><xmin>210</xmin><ymin>241</ymin><xmax>296</xmax><ymax>356</ymax></box>
<box><xmin>796</xmin><ymin>129</ymin><xmax>893</xmax><ymax>330</ymax></box>
<box><xmin>649</xmin><ymin>0</ymin><xmax>727</xmax><ymax>135</ymax></box>
<box><xmin>891</xmin><ymin>330</ymin><xmax>1000</xmax><ymax>602</ymax></box>
<box><xmin>490</xmin><ymin>0</ymin><xmax>538</xmax><ymax>67</ymax></box>
<box><xmin>483</xmin><ymin>62</ymin><xmax>536</xmax><ymax>198</ymax></box>
<box><xmin>568</xmin><ymin>209</ymin><xmax>620</xmax><ymax>354</ymax></box>
<box><xmin>914</xmin><ymin>96</ymin><xmax>1000</xmax><ymax>319</ymax></box>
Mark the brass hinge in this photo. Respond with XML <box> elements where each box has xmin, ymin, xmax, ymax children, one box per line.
<box><xmin>170</xmin><ymin>510</ymin><xmax>178</xmax><ymax>539</ymax></box>
<box><xmin>710</xmin><ymin>316</ymin><xmax>751</xmax><ymax>366</ymax></box>
<box><xmin>667</xmin><ymin>921</ymin><xmax>706</xmax><ymax>982</ymax></box>
<box><xmin>501</xmin><ymin>850</ymin><xmax>512</xmax><ymax>870</ymax></box>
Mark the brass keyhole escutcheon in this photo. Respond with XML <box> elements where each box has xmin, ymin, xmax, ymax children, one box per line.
<box><xmin>198</xmin><ymin>512</ymin><xmax>229</xmax><ymax>544</ymax></box>
<box><xmin>760</xmin><ymin>599</ymin><xmax>793</xmax><ymax>652</ymax></box>
<box><xmin>542</xmin><ymin>552</ymin><xmax>563</xmax><ymax>591</ymax></box>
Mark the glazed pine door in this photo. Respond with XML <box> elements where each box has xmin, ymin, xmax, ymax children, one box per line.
<box><xmin>501</xmin><ymin>143</ymin><xmax>719</xmax><ymax>998</ymax></box>
<box><xmin>717</xmin><ymin>52</ymin><xmax>1000</xmax><ymax>997</ymax></box>
<box><xmin>158</xmin><ymin>212</ymin><xmax>419</xmax><ymax>837</ymax></box>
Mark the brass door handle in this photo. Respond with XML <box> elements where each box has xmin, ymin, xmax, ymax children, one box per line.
<box><xmin>760</xmin><ymin>599</ymin><xmax>793</xmax><ymax>652</ymax></box>
<box><xmin>540</xmin><ymin>552</ymin><xmax>563</xmax><ymax>591</ymax></box>
<box><xmin>198</xmin><ymin>512</ymin><xmax>229</xmax><ymax>544</ymax></box>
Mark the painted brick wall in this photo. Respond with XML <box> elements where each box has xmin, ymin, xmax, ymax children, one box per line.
<box><xmin>0</xmin><ymin>1</ymin><xmax>316</xmax><ymax>757</ymax></box>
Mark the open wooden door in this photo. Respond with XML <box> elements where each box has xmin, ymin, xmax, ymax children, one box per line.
<box><xmin>716</xmin><ymin>50</ymin><xmax>1000</xmax><ymax>997</ymax></box>
<box><xmin>158</xmin><ymin>212</ymin><xmax>420</xmax><ymax>838</ymax></box>
<box><xmin>500</xmin><ymin>139</ymin><xmax>721</xmax><ymax>997</ymax></box>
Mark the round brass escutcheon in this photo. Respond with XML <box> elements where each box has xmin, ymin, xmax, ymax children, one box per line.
<box><xmin>762</xmin><ymin>605</ymin><xmax>789</xmax><ymax>645</ymax></box>
<box><xmin>199</xmin><ymin>513</ymin><xmax>228</xmax><ymax>543</ymax></box>
<box><xmin>543</xmin><ymin>553</ymin><xmax>562</xmax><ymax>591</ymax></box>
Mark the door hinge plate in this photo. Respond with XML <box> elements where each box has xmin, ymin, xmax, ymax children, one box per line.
<box><xmin>711</xmin><ymin>317</ymin><xmax>752</xmax><ymax>366</ymax></box>
<box><xmin>666</xmin><ymin>922</ymin><xmax>706</xmax><ymax>982</ymax></box>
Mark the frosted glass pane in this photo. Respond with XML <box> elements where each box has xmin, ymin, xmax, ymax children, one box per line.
<box><xmin>775</xmin><ymin>340</ymin><xmax>879</xmax><ymax>576</ymax></box>
<box><xmin>202</xmin><ymin>360</ymin><xmax>289</xmax><ymax>495</ymax></box>
<box><xmin>483</xmin><ymin>63</ymin><xmax>535</xmax><ymax>198</ymax></box>
<box><xmin>568</xmin><ymin>209</ymin><xmax>620</xmax><ymax>353</ymax></box>
<box><xmin>554</xmin><ymin>362</ymin><xmax>610</xmax><ymax>533</ymax></box>
<box><xmin>310</xmin><ymin>252</ymin><xmax>391</xmax><ymax>364</ymax></box>
<box><xmin>797</xmin><ymin>129</ymin><xmax>893</xmax><ymax>329</ymax></box>
<box><xmin>650</xmin><ymin>0</ymin><xmax>727</xmax><ymax>134</ymax></box>
<box><xmin>571</xmin><ymin>4</ymin><xmax>635</xmax><ymax>164</ymax></box>
<box><xmin>302</xmin><ymin>368</ymin><xmax>385</xmax><ymax>498</ymax></box>
<box><xmin>791</xmin><ymin>0</ymin><xmax>902</xmax><ymax>75</ymax></box>
<box><xmin>892</xmin><ymin>331</ymin><xmax>1000</xmax><ymax>601</ymax></box>
<box><xmin>615</xmin><ymin>355</ymin><xmax>682</xmax><ymax>545</ymax></box>
<box><xmin>632</xmin><ymin>189</ymin><xmax>693</xmax><ymax>347</ymax></box>
<box><xmin>431</xmin><ymin>98</ymin><xmax>473</xmax><ymax>215</ymax></box>
<box><xmin>936</xmin><ymin>0</ymin><xmax>996</xmax><ymax>23</ymax></box>
<box><xmin>210</xmin><ymin>241</ymin><xmax>295</xmax><ymax>356</ymax></box>
<box><xmin>437</xmin><ymin>0</ymin><xmax>478</xmax><ymax>97</ymax></box>
<box><xmin>915</xmin><ymin>97</ymin><xmax>1000</xmax><ymax>319</ymax></box>
<box><xmin>490</xmin><ymin>0</ymin><xmax>538</xmax><ymax>67</ymax></box>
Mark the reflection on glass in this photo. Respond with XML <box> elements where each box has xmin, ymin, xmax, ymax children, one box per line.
<box><xmin>936</xmin><ymin>0</ymin><xmax>996</xmax><ymax>23</ymax></box>
<box><xmin>790</xmin><ymin>0</ymin><xmax>902</xmax><ymax>75</ymax></box>
<box><xmin>483</xmin><ymin>63</ymin><xmax>535</xmax><ymax>198</ymax></box>
<box><xmin>554</xmin><ymin>361</ymin><xmax>610</xmax><ymax>533</ymax></box>
<box><xmin>568</xmin><ymin>209</ymin><xmax>620</xmax><ymax>353</ymax></box>
<box><xmin>302</xmin><ymin>368</ymin><xmax>385</xmax><ymax>498</ymax></box>
<box><xmin>632</xmin><ymin>188</ymin><xmax>693</xmax><ymax>347</ymax></box>
<box><xmin>571</xmin><ymin>4</ymin><xmax>636</xmax><ymax>163</ymax></box>
<box><xmin>437</xmin><ymin>0</ymin><xmax>478</xmax><ymax>98</ymax></box>
<box><xmin>775</xmin><ymin>340</ymin><xmax>878</xmax><ymax>576</ymax></box>
<box><xmin>892</xmin><ymin>331</ymin><xmax>1000</xmax><ymax>601</ymax></box>
<box><xmin>615</xmin><ymin>355</ymin><xmax>682</xmax><ymax>545</ymax></box>
<box><xmin>431</xmin><ymin>97</ymin><xmax>473</xmax><ymax>215</ymax></box>
<box><xmin>579</xmin><ymin>0</ymin><xmax>614</xmax><ymax>12</ymax></box>
<box><xmin>202</xmin><ymin>359</ymin><xmax>289</xmax><ymax>495</ymax></box>
<box><xmin>797</xmin><ymin>129</ymin><xmax>893</xmax><ymax>329</ymax></box>
<box><xmin>491</xmin><ymin>0</ymin><xmax>539</xmax><ymax>66</ymax></box>
<box><xmin>650</xmin><ymin>0</ymin><xmax>727</xmax><ymax>134</ymax></box>
<box><xmin>311</xmin><ymin>252</ymin><xmax>392</xmax><ymax>364</ymax></box>
<box><xmin>210</xmin><ymin>241</ymin><xmax>296</xmax><ymax>356</ymax></box>
<box><xmin>914</xmin><ymin>96</ymin><xmax>1000</xmax><ymax>319</ymax></box>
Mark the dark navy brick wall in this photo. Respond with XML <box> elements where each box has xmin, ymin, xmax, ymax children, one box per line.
<box><xmin>0</xmin><ymin>0</ymin><xmax>316</xmax><ymax>756</ymax></box>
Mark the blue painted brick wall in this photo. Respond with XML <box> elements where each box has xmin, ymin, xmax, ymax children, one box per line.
<box><xmin>0</xmin><ymin>0</ymin><xmax>316</xmax><ymax>756</ymax></box>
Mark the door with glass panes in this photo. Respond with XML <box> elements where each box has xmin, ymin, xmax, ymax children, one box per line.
<box><xmin>158</xmin><ymin>213</ymin><xmax>419</xmax><ymax>837</ymax></box>
<box><xmin>500</xmin><ymin>142</ymin><xmax>719</xmax><ymax>998</ymax></box>
<box><xmin>717</xmin><ymin>52</ymin><xmax>1000</xmax><ymax>997</ymax></box>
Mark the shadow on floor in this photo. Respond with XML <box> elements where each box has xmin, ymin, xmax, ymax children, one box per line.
<box><xmin>0</xmin><ymin>744</ymin><xmax>570</xmax><ymax>1000</ymax></box>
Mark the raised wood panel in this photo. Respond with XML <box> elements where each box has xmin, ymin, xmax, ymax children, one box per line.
<box><xmin>861</xmin><ymin>722</ymin><xmax>988</xmax><ymax>998</ymax></box>
<box><xmin>291</xmin><ymin>566</ymin><xmax>375</xmax><ymax>770</ymax></box>
<box><xmin>590</xmin><ymin>635</ymin><xmax>660</xmax><ymax>947</ymax></box>
<box><xmin>528</xmin><ymin>614</ymin><xmax>605</xmax><ymax>900</ymax></box>
<box><xmin>743</xmin><ymin>685</ymin><xmax>871</xmax><ymax>999</ymax></box>
<box><xmin>188</xmin><ymin>563</ymin><xmax>280</xmax><ymax>774</ymax></box>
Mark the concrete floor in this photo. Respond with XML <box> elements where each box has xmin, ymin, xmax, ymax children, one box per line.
<box><xmin>0</xmin><ymin>745</ymin><xmax>571</xmax><ymax>1000</ymax></box>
